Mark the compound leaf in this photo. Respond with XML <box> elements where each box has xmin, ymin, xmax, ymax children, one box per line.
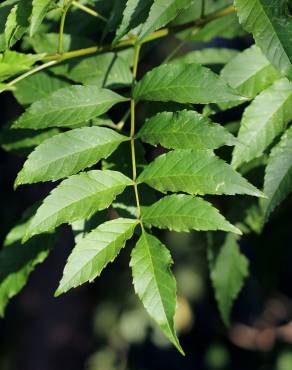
<box><xmin>56</xmin><ymin>218</ymin><xmax>138</xmax><ymax>295</ymax></box>
<box><xmin>130</xmin><ymin>231</ymin><xmax>184</xmax><ymax>354</ymax></box>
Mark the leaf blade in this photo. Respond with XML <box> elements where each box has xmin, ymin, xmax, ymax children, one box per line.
<box><xmin>130</xmin><ymin>231</ymin><xmax>183</xmax><ymax>354</ymax></box>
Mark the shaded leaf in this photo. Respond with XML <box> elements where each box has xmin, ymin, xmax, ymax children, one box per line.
<box><xmin>232</xmin><ymin>78</ymin><xmax>292</xmax><ymax>168</ymax></box>
<box><xmin>30</xmin><ymin>0</ymin><xmax>56</xmax><ymax>36</ymax></box>
<box><xmin>209</xmin><ymin>233</ymin><xmax>249</xmax><ymax>326</ymax></box>
<box><xmin>261</xmin><ymin>125</ymin><xmax>292</xmax><ymax>222</ymax></box>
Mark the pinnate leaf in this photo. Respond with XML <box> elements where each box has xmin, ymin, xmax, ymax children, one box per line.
<box><xmin>232</xmin><ymin>78</ymin><xmax>292</xmax><ymax>168</ymax></box>
<box><xmin>133</xmin><ymin>63</ymin><xmax>244</xmax><ymax>104</ymax></box>
<box><xmin>138</xmin><ymin>149</ymin><xmax>263</xmax><ymax>197</ymax></box>
<box><xmin>235</xmin><ymin>0</ymin><xmax>292</xmax><ymax>78</ymax></box>
<box><xmin>16</xmin><ymin>127</ymin><xmax>129</xmax><ymax>186</ymax></box>
<box><xmin>24</xmin><ymin>170</ymin><xmax>133</xmax><ymax>241</ymax></box>
<box><xmin>56</xmin><ymin>218</ymin><xmax>138</xmax><ymax>296</ymax></box>
<box><xmin>13</xmin><ymin>85</ymin><xmax>127</xmax><ymax>130</ymax></box>
<box><xmin>130</xmin><ymin>231</ymin><xmax>184</xmax><ymax>354</ymax></box>
<box><xmin>138</xmin><ymin>110</ymin><xmax>236</xmax><ymax>150</ymax></box>
<box><xmin>209</xmin><ymin>234</ymin><xmax>249</xmax><ymax>326</ymax></box>
<box><xmin>141</xmin><ymin>194</ymin><xmax>241</xmax><ymax>234</ymax></box>
<box><xmin>260</xmin><ymin>126</ymin><xmax>292</xmax><ymax>222</ymax></box>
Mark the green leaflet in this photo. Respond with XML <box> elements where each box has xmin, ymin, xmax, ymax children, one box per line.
<box><xmin>0</xmin><ymin>50</ymin><xmax>42</xmax><ymax>82</ymax></box>
<box><xmin>232</xmin><ymin>78</ymin><xmax>292</xmax><ymax>169</ymax></box>
<box><xmin>30</xmin><ymin>0</ymin><xmax>56</xmax><ymax>36</ymax></box>
<box><xmin>235</xmin><ymin>0</ymin><xmax>292</xmax><ymax>78</ymax></box>
<box><xmin>13</xmin><ymin>71</ymin><xmax>70</xmax><ymax>105</ymax></box>
<box><xmin>137</xmin><ymin>110</ymin><xmax>236</xmax><ymax>150</ymax></box>
<box><xmin>141</xmin><ymin>194</ymin><xmax>241</xmax><ymax>234</ymax></box>
<box><xmin>138</xmin><ymin>149</ymin><xmax>263</xmax><ymax>197</ymax></box>
<box><xmin>114</xmin><ymin>0</ymin><xmax>153</xmax><ymax>43</ymax></box>
<box><xmin>67</xmin><ymin>53</ymin><xmax>132</xmax><ymax>88</ymax></box>
<box><xmin>208</xmin><ymin>233</ymin><xmax>249</xmax><ymax>326</ymax></box>
<box><xmin>0</xmin><ymin>206</ymin><xmax>55</xmax><ymax>316</ymax></box>
<box><xmin>221</xmin><ymin>45</ymin><xmax>281</xmax><ymax>98</ymax></box>
<box><xmin>173</xmin><ymin>48</ymin><xmax>239</xmax><ymax>66</ymax></box>
<box><xmin>24</xmin><ymin>170</ymin><xmax>133</xmax><ymax>241</ymax></box>
<box><xmin>5</xmin><ymin>0</ymin><xmax>31</xmax><ymax>49</ymax></box>
<box><xmin>56</xmin><ymin>218</ymin><xmax>138</xmax><ymax>296</ymax></box>
<box><xmin>261</xmin><ymin>125</ymin><xmax>292</xmax><ymax>222</ymax></box>
<box><xmin>16</xmin><ymin>127</ymin><xmax>129</xmax><ymax>185</ymax></box>
<box><xmin>13</xmin><ymin>85</ymin><xmax>127</xmax><ymax>130</ymax></box>
<box><xmin>133</xmin><ymin>63</ymin><xmax>245</xmax><ymax>104</ymax></box>
<box><xmin>130</xmin><ymin>231</ymin><xmax>184</xmax><ymax>354</ymax></box>
<box><xmin>138</xmin><ymin>0</ymin><xmax>193</xmax><ymax>42</ymax></box>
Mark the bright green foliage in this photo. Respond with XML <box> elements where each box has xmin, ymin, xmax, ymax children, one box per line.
<box><xmin>15</xmin><ymin>127</ymin><xmax>129</xmax><ymax>185</ymax></box>
<box><xmin>134</xmin><ymin>63</ymin><xmax>244</xmax><ymax>104</ymax></box>
<box><xmin>209</xmin><ymin>234</ymin><xmax>249</xmax><ymax>326</ymax></box>
<box><xmin>67</xmin><ymin>53</ymin><xmax>132</xmax><ymax>88</ymax></box>
<box><xmin>173</xmin><ymin>48</ymin><xmax>239</xmax><ymax>66</ymax></box>
<box><xmin>261</xmin><ymin>126</ymin><xmax>292</xmax><ymax>222</ymax></box>
<box><xmin>138</xmin><ymin>149</ymin><xmax>263</xmax><ymax>197</ymax></box>
<box><xmin>141</xmin><ymin>194</ymin><xmax>241</xmax><ymax>234</ymax></box>
<box><xmin>130</xmin><ymin>231</ymin><xmax>183</xmax><ymax>354</ymax></box>
<box><xmin>0</xmin><ymin>208</ymin><xmax>55</xmax><ymax>317</ymax></box>
<box><xmin>137</xmin><ymin>110</ymin><xmax>236</xmax><ymax>150</ymax></box>
<box><xmin>138</xmin><ymin>0</ymin><xmax>193</xmax><ymax>42</ymax></box>
<box><xmin>13</xmin><ymin>86</ymin><xmax>127</xmax><ymax>130</ymax></box>
<box><xmin>24</xmin><ymin>170</ymin><xmax>133</xmax><ymax>241</ymax></box>
<box><xmin>114</xmin><ymin>0</ymin><xmax>153</xmax><ymax>43</ymax></box>
<box><xmin>232</xmin><ymin>79</ymin><xmax>292</xmax><ymax>168</ymax></box>
<box><xmin>30</xmin><ymin>0</ymin><xmax>56</xmax><ymax>36</ymax></box>
<box><xmin>235</xmin><ymin>0</ymin><xmax>292</xmax><ymax>78</ymax></box>
<box><xmin>56</xmin><ymin>218</ymin><xmax>138</xmax><ymax>296</ymax></box>
<box><xmin>221</xmin><ymin>45</ymin><xmax>281</xmax><ymax>98</ymax></box>
<box><xmin>0</xmin><ymin>50</ymin><xmax>42</xmax><ymax>81</ymax></box>
<box><xmin>13</xmin><ymin>71</ymin><xmax>69</xmax><ymax>105</ymax></box>
<box><xmin>1</xmin><ymin>0</ymin><xmax>291</xmax><ymax>354</ymax></box>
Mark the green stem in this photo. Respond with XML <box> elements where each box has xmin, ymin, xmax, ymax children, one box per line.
<box><xmin>130</xmin><ymin>44</ymin><xmax>142</xmax><ymax>219</ymax></box>
<box><xmin>5</xmin><ymin>4</ymin><xmax>235</xmax><ymax>88</ymax></box>
<box><xmin>58</xmin><ymin>0</ymin><xmax>74</xmax><ymax>54</ymax></box>
<box><xmin>72</xmin><ymin>1</ymin><xmax>107</xmax><ymax>21</ymax></box>
<box><xmin>5</xmin><ymin>61</ymin><xmax>58</xmax><ymax>90</ymax></box>
<box><xmin>201</xmin><ymin>0</ymin><xmax>206</xmax><ymax>18</ymax></box>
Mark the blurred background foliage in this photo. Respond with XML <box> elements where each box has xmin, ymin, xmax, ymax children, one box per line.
<box><xmin>0</xmin><ymin>0</ymin><xmax>292</xmax><ymax>369</ymax></box>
